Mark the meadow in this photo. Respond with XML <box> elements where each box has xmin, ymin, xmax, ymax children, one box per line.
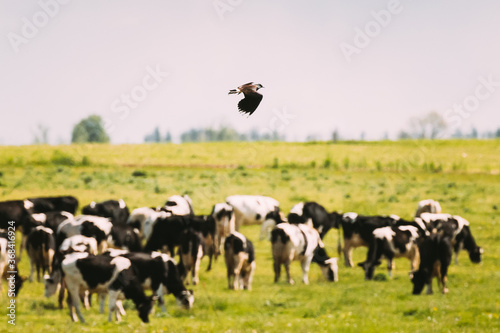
<box><xmin>0</xmin><ymin>140</ymin><xmax>499</xmax><ymax>332</ymax></box>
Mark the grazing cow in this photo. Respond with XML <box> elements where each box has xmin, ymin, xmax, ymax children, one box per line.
<box><xmin>56</xmin><ymin>215</ymin><xmax>113</xmax><ymax>253</ymax></box>
<box><xmin>31</xmin><ymin>211</ymin><xmax>74</xmax><ymax>234</ymax></box>
<box><xmin>357</xmin><ymin>225</ymin><xmax>421</xmax><ymax>280</ymax></box>
<box><xmin>82</xmin><ymin>199</ymin><xmax>129</xmax><ymax>225</ymax></box>
<box><xmin>0</xmin><ymin>232</ymin><xmax>25</xmax><ymax>296</ymax></box>
<box><xmin>415</xmin><ymin>199</ymin><xmax>442</xmax><ymax>217</ymax></box>
<box><xmin>27</xmin><ymin>196</ymin><xmax>79</xmax><ymax>214</ymax></box>
<box><xmin>121</xmin><ymin>252</ymin><xmax>194</xmax><ymax>312</ymax></box>
<box><xmin>411</xmin><ymin>233</ymin><xmax>453</xmax><ymax>294</ymax></box>
<box><xmin>288</xmin><ymin>202</ymin><xmax>342</xmax><ymax>239</ymax></box>
<box><xmin>211</xmin><ymin>203</ymin><xmax>235</xmax><ymax>255</ymax></box>
<box><xmin>26</xmin><ymin>226</ymin><xmax>56</xmax><ymax>282</ymax></box>
<box><xmin>226</xmin><ymin>195</ymin><xmax>280</xmax><ymax>231</ymax></box>
<box><xmin>163</xmin><ymin>195</ymin><xmax>194</xmax><ymax>216</ymax></box>
<box><xmin>144</xmin><ymin>215</ymin><xmax>218</xmax><ymax>270</ymax></box>
<box><xmin>57</xmin><ymin>252</ymin><xmax>154</xmax><ymax>323</ymax></box>
<box><xmin>224</xmin><ymin>232</ymin><xmax>256</xmax><ymax>290</ymax></box>
<box><xmin>420</xmin><ymin>213</ymin><xmax>483</xmax><ymax>264</ymax></box>
<box><xmin>271</xmin><ymin>223</ymin><xmax>338</xmax><ymax>285</ymax></box>
<box><xmin>107</xmin><ymin>225</ymin><xmax>142</xmax><ymax>252</ymax></box>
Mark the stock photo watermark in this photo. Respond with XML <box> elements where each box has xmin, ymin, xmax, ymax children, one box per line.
<box><xmin>213</xmin><ymin>0</ymin><xmax>244</xmax><ymax>20</ymax></box>
<box><xmin>103</xmin><ymin>64</ymin><xmax>169</xmax><ymax>134</ymax></box>
<box><xmin>7</xmin><ymin>0</ymin><xmax>72</xmax><ymax>53</ymax></box>
<box><xmin>443</xmin><ymin>74</ymin><xmax>499</xmax><ymax>132</ymax></box>
<box><xmin>339</xmin><ymin>0</ymin><xmax>404</xmax><ymax>63</ymax></box>
<box><xmin>5</xmin><ymin>221</ymin><xmax>17</xmax><ymax>325</ymax></box>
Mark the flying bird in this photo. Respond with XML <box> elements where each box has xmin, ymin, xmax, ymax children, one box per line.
<box><xmin>228</xmin><ymin>82</ymin><xmax>264</xmax><ymax>116</ymax></box>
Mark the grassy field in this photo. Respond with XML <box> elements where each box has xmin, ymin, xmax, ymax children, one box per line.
<box><xmin>1</xmin><ymin>140</ymin><xmax>499</xmax><ymax>332</ymax></box>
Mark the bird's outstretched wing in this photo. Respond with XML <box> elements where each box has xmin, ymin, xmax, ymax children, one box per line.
<box><xmin>238</xmin><ymin>91</ymin><xmax>263</xmax><ymax>116</ymax></box>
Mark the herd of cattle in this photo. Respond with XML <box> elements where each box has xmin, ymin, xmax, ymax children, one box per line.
<box><xmin>0</xmin><ymin>195</ymin><xmax>483</xmax><ymax>323</ymax></box>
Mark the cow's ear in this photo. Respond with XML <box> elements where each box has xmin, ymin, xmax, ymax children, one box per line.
<box><xmin>408</xmin><ymin>271</ymin><xmax>414</xmax><ymax>280</ymax></box>
<box><xmin>357</xmin><ymin>262</ymin><xmax>364</xmax><ymax>267</ymax></box>
<box><xmin>188</xmin><ymin>289</ymin><xmax>194</xmax><ymax>295</ymax></box>
<box><xmin>479</xmin><ymin>248</ymin><xmax>484</xmax><ymax>254</ymax></box>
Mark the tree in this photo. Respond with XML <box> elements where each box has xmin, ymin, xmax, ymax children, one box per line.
<box><xmin>144</xmin><ymin>127</ymin><xmax>162</xmax><ymax>143</ymax></box>
<box><xmin>409</xmin><ymin>111</ymin><xmax>447</xmax><ymax>139</ymax></box>
<box><xmin>71</xmin><ymin>115</ymin><xmax>110</xmax><ymax>143</ymax></box>
<box><xmin>33</xmin><ymin>123</ymin><xmax>49</xmax><ymax>144</ymax></box>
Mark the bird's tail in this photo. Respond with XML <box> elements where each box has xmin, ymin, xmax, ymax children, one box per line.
<box><xmin>228</xmin><ymin>89</ymin><xmax>238</xmax><ymax>95</ymax></box>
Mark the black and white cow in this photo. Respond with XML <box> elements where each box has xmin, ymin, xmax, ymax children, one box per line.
<box><xmin>271</xmin><ymin>223</ymin><xmax>338</xmax><ymax>285</ymax></box>
<box><xmin>211</xmin><ymin>203</ymin><xmax>235</xmax><ymax>256</ymax></box>
<box><xmin>107</xmin><ymin>225</ymin><xmax>142</xmax><ymax>252</ymax></box>
<box><xmin>224</xmin><ymin>231</ymin><xmax>256</xmax><ymax>290</ymax></box>
<box><xmin>357</xmin><ymin>225</ymin><xmax>421</xmax><ymax>280</ymax></box>
<box><xmin>288</xmin><ymin>202</ymin><xmax>342</xmax><ymax>239</ymax></box>
<box><xmin>339</xmin><ymin>213</ymin><xmax>398</xmax><ymax>267</ymax></box>
<box><xmin>0</xmin><ymin>231</ymin><xmax>25</xmax><ymax>296</ymax></box>
<box><xmin>56</xmin><ymin>215</ymin><xmax>113</xmax><ymax>253</ymax></box>
<box><xmin>26</xmin><ymin>226</ymin><xmax>56</xmax><ymax>282</ymax></box>
<box><xmin>127</xmin><ymin>207</ymin><xmax>170</xmax><ymax>243</ymax></box>
<box><xmin>419</xmin><ymin>213</ymin><xmax>483</xmax><ymax>264</ymax></box>
<box><xmin>55</xmin><ymin>252</ymin><xmax>155</xmax><ymax>323</ymax></box>
<box><xmin>226</xmin><ymin>195</ymin><xmax>280</xmax><ymax>233</ymax></box>
<box><xmin>82</xmin><ymin>199</ymin><xmax>129</xmax><ymax>225</ymax></box>
<box><xmin>31</xmin><ymin>211</ymin><xmax>74</xmax><ymax>234</ymax></box>
<box><xmin>144</xmin><ymin>215</ymin><xmax>218</xmax><ymax>270</ymax></box>
<box><xmin>415</xmin><ymin>199</ymin><xmax>442</xmax><ymax>217</ymax></box>
<box><xmin>162</xmin><ymin>195</ymin><xmax>194</xmax><ymax>216</ymax></box>
<box><xmin>411</xmin><ymin>232</ymin><xmax>453</xmax><ymax>294</ymax></box>
<box><xmin>27</xmin><ymin>196</ymin><xmax>79</xmax><ymax>214</ymax></box>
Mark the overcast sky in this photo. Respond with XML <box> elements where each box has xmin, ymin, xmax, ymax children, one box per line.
<box><xmin>1</xmin><ymin>0</ymin><xmax>500</xmax><ymax>145</ymax></box>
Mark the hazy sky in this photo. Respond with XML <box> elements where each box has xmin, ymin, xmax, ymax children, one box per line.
<box><xmin>1</xmin><ymin>0</ymin><xmax>500</xmax><ymax>145</ymax></box>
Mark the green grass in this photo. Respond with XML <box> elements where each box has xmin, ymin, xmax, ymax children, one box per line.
<box><xmin>1</xmin><ymin>140</ymin><xmax>499</xmax><ymax>332</ymax></box>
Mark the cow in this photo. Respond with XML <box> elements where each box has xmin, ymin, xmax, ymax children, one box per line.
<box><xmin>31</xmin><ymin>211</ymin><xmax>74</xmax><ymax>234</ymax></box>
<box><xmin>357</xmin><ymin>225</ymin><xmax>421</xmax><ymax>280</ymax></box>
<box><xmin>144</xmin><ymin>215</ymin><xmax>218</xmax><ymax>270</ymax></box>
<box><xmin>339</xmin><ymin>213</ymin><xmax>397</xmax><ymax>267</ymax></box>
<box><xmin>415</xmin><ymin>199</ymin><xmax>442</xmax><ymax>217</ymax></box>
<box><xmin>27</xmin><ymin>196</ymin><xmax>79</xmax><ymax>214</ymax></box>
<box><xmin>224</xmin><ymin>231</ymin><xmax>256</xmax><ymax>290</ymax></box>
<box><xmin>271</xmin><ymin>223</ymin><xmax>338</xmax><ymax>285</ymax></box>
<box><xmin>162</xmin><ymin>195</ymin><xmax>194</xmax><ymax>216</ymax></box>
<box><xmin>287</xmin><ymin>202</ymin><xmax>343</xmax><ymax>239</ymax></box>
<box><xmin>107</xmin><ymin>225</ymin><xmax>142</xmax><ymax>252</ymax></box>
<box><xmin>127</xmin><ymin>207</ymin><xmax>170</xmax><ymax>242</ymax></box>
<box><xmin>0</xmin><ymin>231</ymin><xmax>25</xmax><ymax>296</ymax></box>
<box><xmin>211</xmin><ymin>203</ymin><xmax>235</xmax><ymax>256</ymax></box>
<box><xmin>420</xmin><ymin>213</ymin><xmax>483</xmax><ymax>264</ymax></box>
<box><xmin>411</xmin><ymin>232</ymin><xmax>453</xmax><ymax>294</ymax></box>
<box><xmin>26</xmin><ymin>225</ymin><xmax>56</xmax><ymax>282</ymax></box>
<box><xmin>56</xmin><ymin>215</ymin><xmax>113</xmax><ymax>253</ymax></box>
<box><xmin>82</xmin><ymin>199</ymin><xmax>129</xmax><ymax>225</ymax></box>
<box><xmin>226</xmin><ymin>195</ymin><xmax>280</xmax><ymax>231</ymax></box>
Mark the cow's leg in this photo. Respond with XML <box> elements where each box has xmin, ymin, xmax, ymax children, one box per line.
<box><xmin>19</xmin><ymin>234</ymin><xmax>28</xmax><ymax>261</ymax></box>
<box><xmin>83</xmin><ymin>290</ymin><xmax>90</xmax><ymax>310</ymax></box>
<box><xmin>156</xmin><ymin>286</ymin><xmax>167</xmax><ymax>313</ymax></box>
<box><xmin>193</xmin><ymin>245</ymin><xmax>203</xmax><ymax>285</ymax></box>
<box><xmin>116</xmin><ymin>300</ymin><xmax>126</xmax><ymax>316</ymax></box>
<box><xmin>343</xmin><ymin>239</ymin><xmax>354</xmax><ymax>267</ymax></box>
<box><xmin>67</xmin><ymin>285</ymin><xmax>85</xmax><ymax>323</ymax></box>
<box><xmin>234</xmin><ymin>253</ymin><xmax>246</xmax><ymax>290</ymax></box>
<box><xmin>108</xmin><ymin>290</ymin><xmax>121</xmax><ymax>322</ymax></box>
<box><xmin>245</xmin><ymin>262</ymin><xmax>256</xmax><ymax>291</ymax></box>
<box><xmin>273</xmin><ymin>260</ymin><xmax>281</xmax><ymax>283</ymax></box>
<box><xmin>28</xmin><ymin>253</ymin><xmax>35</xmax><ymax>282</ymax></box>
<box><xmin>300</xmin><ymin>257</ymin><xmax>312</xmax><ymax>285</ymax></box>
<box><xmin>58</xmin><ymin>278</ymin><xmax>66</xmax><ymax>309</ymax></box>
<box><xmin>99</xmin><ymin>293</ymin><xmax>106</xmax><ymax>314</ymax></box>
<box><xmin>386</xmin><ymin>258</ymin><xmax>393</xmax><ymax>278</ymax></box>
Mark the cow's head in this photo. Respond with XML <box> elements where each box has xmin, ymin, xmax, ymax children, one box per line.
<box><xmin>469</xmin><ymin>246</ymin><xmax>483</xmax><ymax>263</ymax></box>
<box><xmin>319</xmin><ymin>258</ymin><xmax>339</xmax><ymax>282</ymax></box>
<box><xmin>137</xmin><ymin>295</ymin><xmax>156</xmax><ymax>323</ymax></box>
<box><xmin>327</xmin><ymin>212</ymin><xmax>344</xmax><ymax>229</ymax></box>
<box><xmin>410</xmin><ymin>269</ymin><xmax>427</xmax><ymax>295</ymax></box>
<box><xmin>175</xmin><ymin>289</ymin><xmax>194</xmax><ymax>310</ymax></box>
<box><xmin>44</xmin><ymin>270</ymin><xmax>62</xmax><ymax>298</ymax></box>
<box><xmin>357</xmin><ymin>260</ymin><xmax>381</xmax><ymax>280</ymax></box>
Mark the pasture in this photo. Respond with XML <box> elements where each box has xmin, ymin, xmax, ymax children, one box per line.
<box><xmin>1</xmin><ymin>140</ymin><xmax>499</xmax><ymax>332</ymax></box>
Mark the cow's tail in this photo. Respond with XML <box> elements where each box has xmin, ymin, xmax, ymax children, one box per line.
<box><xmin>271</xmin><ymin>228</ymin><xmax>289</xmax><ymax>244</ymax></box>
<box><xmin>337</xmin><ymin>226</ymin><xmax>342</xmax><ymax>256</ymax></box>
